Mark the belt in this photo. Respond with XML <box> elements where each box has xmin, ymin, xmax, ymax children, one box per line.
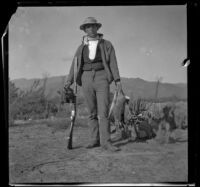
<box><xmin>83</xmin><ymin>62</ymin><xmax>104</xmax><ymax>71</ymax></box>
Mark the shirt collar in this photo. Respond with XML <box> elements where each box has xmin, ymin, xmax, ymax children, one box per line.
<box><xmin>82</xmin><ymin>33</ymin><xmax>103</xmax><ymax>45</ymax></box>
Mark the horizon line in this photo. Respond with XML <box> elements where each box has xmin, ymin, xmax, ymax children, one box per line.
<box><xmin>10</xmin><ymin>75</ymin><xmax>187</xmax><ymax>85</ymax></box>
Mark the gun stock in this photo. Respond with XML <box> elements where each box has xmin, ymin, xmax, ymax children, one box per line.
<box><xmin>67</xmin><ymin>107</ymin><xmax>76</xmax><ymax>149</ymax></box>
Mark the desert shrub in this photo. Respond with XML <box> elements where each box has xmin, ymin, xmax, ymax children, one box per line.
<box><xmin>15</xmin><ymin>90</ymin><xmax>46</xmax><ymax>120</ymax></box>
<box><xmin>9</xmin><ymin>79</ymin><xmax>20</xmax><ymax>125</ymax></box>
<box><xmin>124</xmin><ymin>97</ymin><xmax>187</xmax><ymax>143</ymax></box>
<box><xmin>128</xmin><ymin>96</ymin><xmax>150</xmax><ymax>116</ymax></box>
<box><xmin>9</xmin><ymin>79</ymin><xmax>50</xmax><ymax>122</ymax></box>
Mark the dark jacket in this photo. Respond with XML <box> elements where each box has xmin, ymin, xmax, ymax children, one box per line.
<box><xmin>66</xmin><ymin>35</ymin><xmax>120</xmax><ymax>86</ymax></box>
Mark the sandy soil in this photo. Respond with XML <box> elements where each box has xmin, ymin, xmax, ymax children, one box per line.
<box><xmin>9</xmin><ymin>120</ymin><xmax>188</xmax><ymax>184</ymax></box>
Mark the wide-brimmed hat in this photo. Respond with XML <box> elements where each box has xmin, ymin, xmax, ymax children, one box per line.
<box><xmin>80</xmin><ymin>17</ymin><xmax>102</xmax><ymax>30</ymax></box>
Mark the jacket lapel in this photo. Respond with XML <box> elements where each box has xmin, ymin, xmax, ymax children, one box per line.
<box><xmin>99</xmin><ymin>39</ymin><xmax>109</xmax><ymax>63</ymax></box>
<box><xmin>99</xmin><ymin>40</ymin><xmax>113</xmax><ymax>83</ymax></box>
<box><xmin>77</xmin><ymin>44</ymin><xmax>84</xmax><ymax>71</ymax></box>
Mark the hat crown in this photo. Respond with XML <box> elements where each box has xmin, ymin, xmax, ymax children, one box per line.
<box><xmin>80</xmin><ymin>17</ymin><xmax>102</xmax><ymax>30</ymax></box>
<box><xmin>83</xmin><ymin>17</ymin><xmax>98</xmax><ymax>25</ymax></box>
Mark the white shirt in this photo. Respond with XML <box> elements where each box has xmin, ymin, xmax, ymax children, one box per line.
<box><xmin>88</xmin><ymin>40</ymin><xmax>99</xmax><ymax>60</ymax></box>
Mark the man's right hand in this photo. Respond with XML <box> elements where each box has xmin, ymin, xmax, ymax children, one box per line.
<box><xmin>63</xmin><ymin>85</ymin><xmax>75</xmax><ymax>104</ymax></box>
<box><xmin>64</xmin><ymin>82</ymin><xmax>71</xmax><ymax>91</ymax></box>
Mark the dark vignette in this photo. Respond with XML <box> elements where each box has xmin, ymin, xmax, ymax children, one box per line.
<box><xmin>1</xmin><ymin>0</ymin><xmax>199</xmax><ymax>186</ymax></box>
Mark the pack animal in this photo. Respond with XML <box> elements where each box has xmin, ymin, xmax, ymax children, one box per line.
<box><xmin>148</xmin><ymin>105</ymin><xmax>177</xmax><ymax>143</ymax></box>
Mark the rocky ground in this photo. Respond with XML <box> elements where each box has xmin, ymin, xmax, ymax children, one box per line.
<box><xmin>9</xmin><ymin>119</ymin><xmax>188</xmax><ymax>184</ymax></box>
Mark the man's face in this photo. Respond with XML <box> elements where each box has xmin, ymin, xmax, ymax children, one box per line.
<box><xmin>84</xmin><ymin>24</ymin><xmax>98</xmax><ymax>37</ymax></box>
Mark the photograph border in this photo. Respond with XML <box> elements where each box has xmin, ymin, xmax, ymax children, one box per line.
<box><xmin>1</xmin><ymin>0</ymin><xmax>199</xmax><ymax>186</ymax></box>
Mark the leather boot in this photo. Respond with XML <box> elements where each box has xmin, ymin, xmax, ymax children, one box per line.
<box><xmin>86</xmin><ymin>140</ymin><xmax>100</xmax><ymax>149</ymax></box>
<box><xmin>101</xmin><ymin>142</ymin><xmax>121</xmax><ymax>152</ymax></box>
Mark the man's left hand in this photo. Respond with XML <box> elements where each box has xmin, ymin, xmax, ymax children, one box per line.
<box><xmin>116</xmin><ymin>81</ymin><xmax>123</xmax><ymax>94</ymax></box>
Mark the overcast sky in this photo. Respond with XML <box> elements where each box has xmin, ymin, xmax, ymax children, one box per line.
<box><xmin>9</xmin><ymin>5</ymin><xmax>187</xmax><ymax>83</ymax></box>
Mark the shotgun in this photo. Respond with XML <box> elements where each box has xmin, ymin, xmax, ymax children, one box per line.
<box><xmin>67</xmin><ymin>56</ymin><xmax>78</xmax><ymax>149</ymax></box>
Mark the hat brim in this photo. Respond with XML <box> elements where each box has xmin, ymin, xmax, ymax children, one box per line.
<box><xmin>80</xmin><ymin>23</ymin><xmax>102</xmax><ymax>30</ymax></box>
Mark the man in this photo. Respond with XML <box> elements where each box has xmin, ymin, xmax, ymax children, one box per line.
<box><xmin>64</xmin><ymin>17</ymin><xmax>123</xmax><ymax>152</ymax></box>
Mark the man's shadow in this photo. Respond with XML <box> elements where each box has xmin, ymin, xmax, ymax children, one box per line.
<box><xmin>110</xmin><ymin>133</ymin><xmax>149</xmax><ymax>147</ymax></box>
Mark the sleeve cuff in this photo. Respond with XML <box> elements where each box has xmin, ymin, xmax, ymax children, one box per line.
<box><xmin>114</xmin><ymin>79</ymin><xmax>121</xmax><ymax>83</ymax></box>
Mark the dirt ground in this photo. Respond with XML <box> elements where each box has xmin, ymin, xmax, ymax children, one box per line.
<box><xmin>9</xmin><ymin>120</ymin><xmax>188</xmax><ymax>184</ymax></box>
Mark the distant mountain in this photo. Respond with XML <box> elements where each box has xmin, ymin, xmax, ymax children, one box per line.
<box><xmin>12</xmin><ymin>75</ymin><xmax>187</xmax><ymax>100</ymax></box>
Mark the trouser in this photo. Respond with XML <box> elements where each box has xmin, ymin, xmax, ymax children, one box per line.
<box><xmin>81</xmin><ymin>69</ymin><xmax>110</xmax><ymax>146</ymax></box>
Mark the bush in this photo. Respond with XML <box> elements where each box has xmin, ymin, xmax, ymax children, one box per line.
<box><xmin>9</xmin><ymin>79</ymin><xmax>49</xmax><ymax>122</ymax></box>
<box><xmin>124</xmin><ymin>96</ymin><xmax>187</xmax><ymax>143</ymax></box>
<box><xmin>128</xmin><ymin>96</ymin><xmax>151</xmax><ymax>117</ymax></box>
<box><xmin>9</xmin><ymin>79</ymin><xmax>20</xmax><ymax>123</ymax></box>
